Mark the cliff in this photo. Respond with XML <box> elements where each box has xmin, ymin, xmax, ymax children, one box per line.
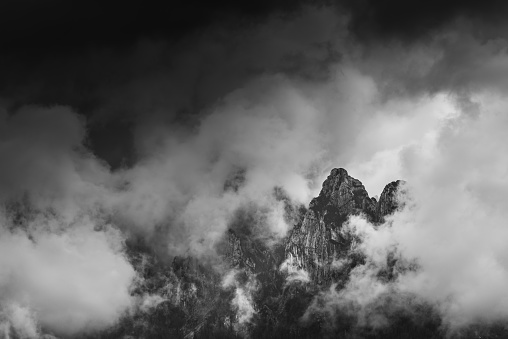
<box><xmin>82</xmin><ymin>168</ymin><xmax>408</xmax><ymax>339</ymax></box>
<box><xmin>284</xmin><ymin>168</ymin><xmax>402</xmax><ymax>285</ymax></box>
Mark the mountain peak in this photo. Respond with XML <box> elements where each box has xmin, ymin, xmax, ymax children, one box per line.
<box><xmin>329</xmin><ymin>167</ymin><xmax>349</xmax><ymax>177</ymax></box>
<box><xmin>377</xmin><ymin>179</ymin><xmax>406</xmax><ymax>219</ymax></box>
<box><xmin>286</xmin><ymin>168</ymin><xmax>404</xmax><ymax>284</ymax></box>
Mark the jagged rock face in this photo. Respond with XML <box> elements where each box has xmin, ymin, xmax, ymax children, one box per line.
<box><xmin>220</xmin><ymin>200</ymin><xmax>293</xmax><ymax>279</ymax></box>
<box><xmin>224</xmin><ymin>230</ymin><xmax>245</xmax><ymax>269</ymax></box>
<box><xmin>284</xmin><ymin>168</ymin><xmax>401</xmax><ymax>285</ymax></box>
<box><xmin>318</xmin><ymin>168</ymin><xmax>378</xmax><ymax>223</ymax></box>
<box><xmin>224</xmin><ymin>229</ymin><xmax>283</xmax><ymax>275</ymax></box>
<box><xmin>377</xmin><ymin>180</ymin><xmax>404</xmax><ymax>220</ymax></box>
<box><xmin>96</xmin><ymin>168</ymin><xmax>409</xmax><ymax>339</ymax></box>
<box><xmin>99</xmin><ymin>251</ymin><xmax>235</xmax><ymax>339</ymax></box>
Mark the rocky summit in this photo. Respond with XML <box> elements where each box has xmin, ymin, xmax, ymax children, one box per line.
<box><xmin>285</xmin><ymin>168</ymin><xmax>402</xmax><ymax>285</ymax></box>
<box><xmin>90</xmin><ymin>168</ymin><xmax>503</xmax><ymax>339</ymax></box>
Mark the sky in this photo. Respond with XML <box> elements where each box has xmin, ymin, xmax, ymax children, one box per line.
<box><xmin>2</xmin><ymin>0</ymin><xmax>508</xmax><ymax>337</ymax></box>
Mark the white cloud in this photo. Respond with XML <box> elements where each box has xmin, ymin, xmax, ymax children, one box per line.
<box><xmin>280</xmin><ymin>258</ymin><xmax>311</xmax><ymax>285</ymax></box>
<box><xmin>311</xmin><ymin>89</ymin><xmax>508</xmax><ymax>331</ymax></box>
<box><xmin>0</xmin><ymin>223</ymin><xmax>136</xmax><ymax>337</ymax></box>
<box><xmin>221</xmin><ymin>270</ymin><xmax>258</xmax><ymax>331</ymax></box>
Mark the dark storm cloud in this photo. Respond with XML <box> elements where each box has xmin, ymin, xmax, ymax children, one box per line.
<box><xmin>0</xmin><ymin>1</ymin><xmax>338</xmax><ymax>168</ymax></box>
<box><xmin>4</xmin><ymin>0</ymin><xmax>507</xmax><ymax>170</ymax></box>
<box><xmin>6</xmin><ymin>0</ymin><xmax>507</xmax><ymax>53</ymax></box>
<box><xmin>0</xmin><ymin>0</ymin><xmax>323</xmax><ymax>52</ymax></box>
<box><xmin>339</xmin><ymin>0</ymin><xmax>508</xmax><ymax>42</ymax></box>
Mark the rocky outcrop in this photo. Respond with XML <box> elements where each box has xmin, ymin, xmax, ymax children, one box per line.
<box><xmin>377</xmin><ymin>180</ymin><xmax>405</xmax><ymax>220</ymax></box>
<box><xmin>223</xmin><ymin>229</ymin><xmax>284</xmax><ymax>276</ymax></box>
<box><xmin>284</xmin><ymin>168</ymin><xmax>402</xmax><ymax>285</ymax></box>
<box><xmin>96</xmin><ymin>167</ymin><xmax>407</xmax><ymax>339</ymax></box>
<box><xmin>28</xmin><ymin>166</ymin><xmax>508</xmax><ymax>339</ymax></box>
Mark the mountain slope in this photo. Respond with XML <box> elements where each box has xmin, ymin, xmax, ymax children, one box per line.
<box><xmin>70</xmin><ymin>168</ymin><xmax>508</xmax><ymax>338</ymax></box>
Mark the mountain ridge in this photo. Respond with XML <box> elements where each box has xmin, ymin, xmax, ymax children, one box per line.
<box><xmin>69</xmin><ymin>167</ymin><xmax>506</xmax><ymax>338</ymax></box>
<box><xmin>284</xmin><ymin>168</ymin><xmax>403</xmax><ymax>285</ymax></box>
<box><xmin>96</xmin><ymin>167</ymin><xmax>410</xmax><ymax>339</ymax></box>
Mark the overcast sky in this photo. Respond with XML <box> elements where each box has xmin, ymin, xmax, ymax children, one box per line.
<box><xmin>2</xmin><ymin>0</ymin><xmax>508</xmax><ymax>337</ymax></box>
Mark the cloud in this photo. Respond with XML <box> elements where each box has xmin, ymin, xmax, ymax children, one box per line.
<box><xmin>280</xmin><ymin>258</ymin><xmax>311</xmax><ymax>285</ymax></box>
<box><xmin>109</xmin><ymin>66</ymin><xmax>386</xmax><ymax>255</ymax></box>
<box><xmin>338</xmin><ymin>0</ymin><xmax>508</xmax><ymax>43</ymax></box>
<box><xmin>0</xmin><ymin>105</ymin><xmax>137</xmax><ymax>337</ymax></box>
<box><xmin>0</xmin><ymin>302</ymin><xmax>39</xmax><ymax>339</ymax></box>
<box><xmin>392</xmin><ymin>92</ymin><xmax>508</xmax><ymax>328</ymax></box>
<box><xmin>282</xmin><ymin>19</ymin><xmax>508</xmax><ymax>332</ymax></box>
<box><xmin>222</xmin><ymin>270</ymin><xmax>259</xmax><ymax>331</ymax></box>
<box><xmin>306</xmin><ymin>88</ymin><xmax>508</xmax><ymax>332</ymax></box>
<box><xmin>0</xmin><ymin>6</ymin><xmax>342</xmax><ymax>168</ymax></box>
<box><xmin>0</xmin><ymin>224</ymin><xmax>136</xmax><ymax>337</ymax></box>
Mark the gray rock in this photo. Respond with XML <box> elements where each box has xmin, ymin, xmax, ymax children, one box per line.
<box><xmin>284</xmin><ymin>168</ymin><xmax>403</xmax><ymax>285</ymax></box>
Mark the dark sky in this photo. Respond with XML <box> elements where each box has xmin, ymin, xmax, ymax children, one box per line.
<box><xmin>341</xmin><ymin>0</ymin><xmax>508</xmax><ymax>41</ymax></box>
<box><xmin>1</xmin><ymin>0</ymin><xmax>507</xmax><ymax>168</ymax></box>
<box><xmin>0</xmin><ymin>0</ymin><xmax>322</xmax><ymax>167</ymax></box>
<box><xmin>2</xmin><ymin>0</ymin><xmax>506</xmax><ymax>50</ymax></box>
<box><xmin>0</xmin><ymin>0</ymin><xmax>315</xmax><ymax>51</ymax></box>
